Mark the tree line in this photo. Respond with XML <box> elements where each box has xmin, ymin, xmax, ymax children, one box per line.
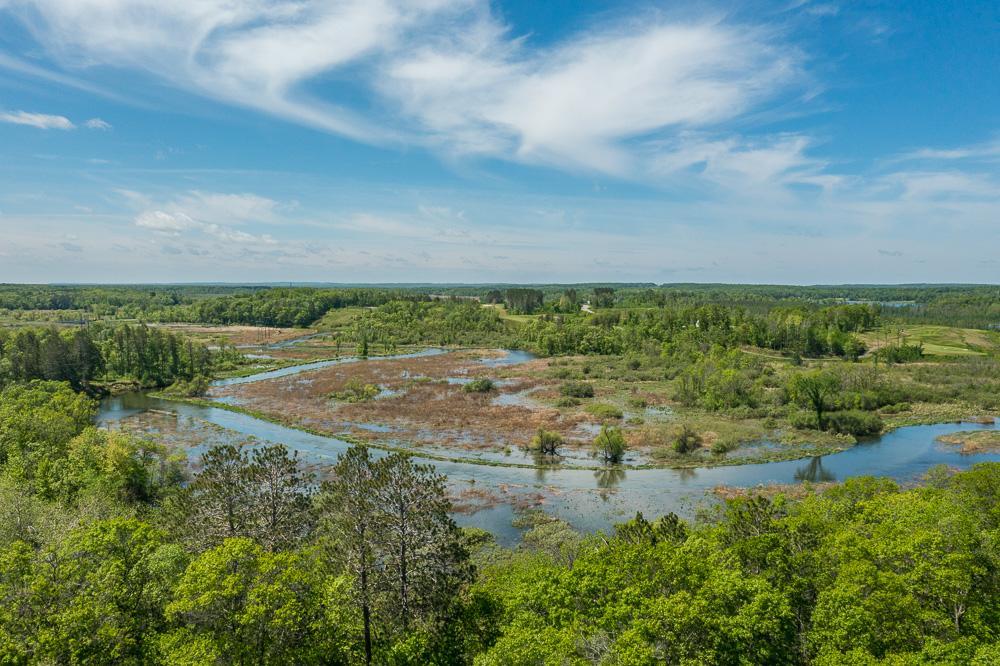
<box><xmin>517</xmin><ymin>302</ymin><xmax>878</xmax><ymax>358</ymax></box>
<box><xmin>0</xmin><ymin>323</ymin><xmax>214</xmax><ymax>390</ymax></box>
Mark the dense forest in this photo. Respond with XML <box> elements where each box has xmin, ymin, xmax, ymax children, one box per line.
<box><xmin>3</xmin><ymin>283</ymin><xmax>998</xmax><ymax>329</ymax></box>
<box><xmin>0</xmin><ymin>324</ymin><xmax>216</xmax><ymax>390</ymax></box>
<box><xmin>0</xmin><ymin>382</ymin><xmax>997</xmax><ymax>664</ymax></box>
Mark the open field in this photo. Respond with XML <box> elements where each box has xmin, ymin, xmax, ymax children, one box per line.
<box><xmin>861</xmin><ymin>324</ymin><xmax>1000</xmax><ymax>356</ymax></box>
<box><xmin>153</xmin><ymin>323</ymin><xmax>314</xmax><ymax>347</ymax></box>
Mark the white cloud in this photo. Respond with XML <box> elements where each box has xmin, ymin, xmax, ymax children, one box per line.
<box><xmin>649</xmin><ymin>133</ymin><xmax>831</xmax><ymax>192</ymax></box>
<box><xmin>383</xmin><ymin>19</ymin><xmax>801</xmax><ymax>173</ymax></box>
<box><xmin>135</xmin><ymin>209</ymin><xmax>197</xmax><ymax>233</ymax></box>
<box><xmin>0</xmin><ymin>110</ymin><xmax>74</xmax><ymax>129</ymax></box>
<box><xmin>890</xmin><ymin>137</ymin><xmax>1000</xmax><ymax>164</ymax></box>
<box><xmin>7</xmin><ymin>0</ymin><xmax>465</xmax><ymax>140</ymax></box>
<box><xmin>130</xmin><ymin>191</ymin><xmax>282</xmax><ymax>245</ymax></box>
<box><xmin>6</xmin><ymin>1</ymin><xmax>803</xmax><ymax>175</ymax></box>
<box><xmin>84</xmin><ymin>117</ymin><xmax>111</xmax><ymax>129</ymax></box>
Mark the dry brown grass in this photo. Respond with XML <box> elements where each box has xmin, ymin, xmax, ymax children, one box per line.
<box><xmin>155</xmin><ymin>323</ymin><xmax>312</xmax><ymax>346</ymax></box>
<box><xmin>712</xmin><ymin>482</ymin><xmax>836</xmax><ymax>501</ymax></box>
<box><xmin>936</xmin><ymin>430</ymin><xmax>1000</xmax><ymax>454</ymax></box>
<box><xmin>211</xmin><ymin>351</ymin><xmax>603</xmax><ymax>452</ymax></box>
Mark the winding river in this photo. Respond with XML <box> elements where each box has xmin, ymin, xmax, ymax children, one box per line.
<box><xmin>98</xmin><ymin>348</ymin><xmax>1000</xmax><ymax>545</ymax></box>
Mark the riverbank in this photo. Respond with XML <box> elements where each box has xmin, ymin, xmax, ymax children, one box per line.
<box><xmin>936</xmin><ymin>430</ymin><xmax>1000</xmax><ymax>454</ymax></box>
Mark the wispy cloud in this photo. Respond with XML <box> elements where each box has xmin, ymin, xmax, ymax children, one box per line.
<box><xmin>0</xmin><ymin>110</ymin><xmax>74</xmax><ymax>129</ymax></box>
<box><xmin>5</xmin><ymin>1</ymin><xmax>803</xmax><ymax>175</ymax></box>
<box><xmin>382</xmin><ymin>17</ymin><xmax>802</xmax><ymax>174</ymax></box>
<box><xmin>0</xmin><ymin>109</ymin><xmax>115</xmax><ymax>131</ymax></box>
<box><xmin>889</xmin><ymin>137</ymin><xmax>1000</xmax><ymax>164</ymax></box>
<box><xmin>128</xmin><ymin>190</ymin><xmax>280</xmax><ymax>246</ymax></box>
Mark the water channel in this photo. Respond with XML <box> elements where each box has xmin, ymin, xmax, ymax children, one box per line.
<box><xmin>98</xmin><ymin>348</ymin><xmax>1000</xmax><ymax>545</ymax></box>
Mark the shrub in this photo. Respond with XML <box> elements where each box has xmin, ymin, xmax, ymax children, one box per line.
<box><xmin>790</xmin><ymin>411</ymin><xmax>819</xmax><ymax>430</ymax></box>
<box><xmin>331</xmin><ymin>379</ymin><xmax>381</xmax><ymax>403</ymax></box>
<box><xmin>560</xmin><ymin>381</ymin><xmax>595</xmax><ymax>398</ymax></box>
<box><xmin>463</xmin><ymin>377</ymin><xmax>495</xmax><ymax>393</ymax></box>
<box><xmin>556</xmin><ymin>397</ymin><xmax>581</xmax><ymax>408</ymax></box>
<box><xmin>879</xmin><ymin>343</ymin><xmax>924</xmax><ymax>364</ymax></box>
<box><xmin>710</xmin><ymin>439</ymin><xmax>737</xmax><ymax>455</ymax></box>
<box><xmin>163</xmin><ymin>375</ymin><xmax>210</xmax><ymax>398</ymax></box>
<box><xmin>529</xmin><ymin>429</ymin><xmax>563</xmax><ymax>456</ymax></box>
<box><xmin>626</xmin><ymin>396</ymin><xmax>648</xmax><ymax>409</ymax></box>
<box><xmin>673</xmin><ymin>425</ymin><xmax>703</xmax><ymax>454</ymax></box>
<box><xmin>586</xmin><ymin>403</ymin><xmax>623</xmax><ymax>420</ymax></box>
<box><xmin>593</xmin><ymin>425</ymin><xmax>627</xmax><ymax>463</ymax></box>
<box><xmin>825</xmin><ymin>410</ymin><xmax>884</xmax><ymax>437</ymax></box>
<box><xmin>626</xmin><ymin>357</ymin><xmax>642</xmax><ymax>370</ymax></box>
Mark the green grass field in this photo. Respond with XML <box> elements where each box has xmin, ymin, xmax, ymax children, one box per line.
<box><xmin>862</xmin><ymin>325</ymin><xmax>1000</xmax><ymax>357</ymax></box>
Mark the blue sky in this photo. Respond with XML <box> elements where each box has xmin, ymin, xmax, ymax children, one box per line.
<box><xmin>0</xmin><ymin>0</ymin><xmax>997</xmax><ymax>284</ymax></box>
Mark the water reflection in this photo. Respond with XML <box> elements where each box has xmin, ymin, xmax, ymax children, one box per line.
<box><xmin>675</xmin><ymin>467</ymin><xmax>697</xmax><ymax>482</ymax></box>
<box><xmin>594</xmin><ymin>467</ymin><xmax>626</xmax><ymax>489</ymax></box>
<box><xmin>99</xmin><ymin>374</ymin><xmax>1000</xmax><ymax>539</ymax></box>
<box><xmin>532</xmin><ymin>453</ymin><xmax>563</xmax><ymax>482</ymax></box>
<box><xmin>793</xmin><ymin>456</ymin><xmax>836</xmax><ymax>483</ymax></box>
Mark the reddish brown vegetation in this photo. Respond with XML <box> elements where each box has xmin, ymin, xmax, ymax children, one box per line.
<box><xmin>211</xmin><ymin>351</ymin><xmax>599</xmax><ymax>452</ymax></box>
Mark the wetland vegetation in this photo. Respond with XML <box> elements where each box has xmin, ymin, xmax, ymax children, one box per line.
<box><xmin>1</xmin><ymin>282</ymin><xmax>999</xmax><ymax>664</ymax></box>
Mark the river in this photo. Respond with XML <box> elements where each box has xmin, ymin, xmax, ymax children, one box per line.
<box><xmin>97</xmin><ymin>348</ymin><xmax>1000</xmax><ymax>545</ymax></box>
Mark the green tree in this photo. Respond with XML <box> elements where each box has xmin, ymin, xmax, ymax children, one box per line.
<box><xmin>171</xmin><ymin>444</ymin><xmax>314</xmax><ymax>551</ymax></box>
<box><xmin>317</xmin><ymin>447</ymin><xmax>473</xmax><ymax>663</ymax></box>
<box><xmin>163</xmin><ymin>538</ymin><xmax>353</xmax><ymax>665</ymax></box>
<box><xmin>673</xmin><ymin>425</ymin><xmax>703</xmax><ymax>454</ymax></box>
<box><xmin>371</xmin><ymin>453</ymin><xmax>472</xmax><ymax>634</ymax></box>
<box><xmin>0</xmin><ymin>518</ymin><xmax>185</xmax><ymax>664</ymax></box>
<box><xmin>593</xmin><ymin>425</ymin><xmax>627</xmax><ymax>464</ymax></box>
<box><xmin>788</xmin><ymin>370</ymin><xmax>841</xmax><ymax>429</ymax></box>
<box><xmin>318</xmin><ymin>446</ymin><xmax>379</xmax><ymax>665</ymax></box>
<box><xmin>529</xmin><ymin>429</ymin><xmax>563</xmax><ymax>457</ymax></box>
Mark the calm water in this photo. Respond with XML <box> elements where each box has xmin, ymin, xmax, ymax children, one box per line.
<box><xmin>99</xmin><ymin>349</ymin><xmax>1000</xmax><ymax>545</ymax></box>
<box><xmin>213</xmin><ymin>348</ymin><xmax>448</xmax><ymax>386</ymax></box>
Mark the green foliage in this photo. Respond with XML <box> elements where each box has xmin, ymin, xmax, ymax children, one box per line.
<box><xmin>528</xmin><ymin>429</ymin><xmax>563</xmax><ymax>456</ymax></box>
<box><xmin>463</xmin><ymin>377</ymin><xmax>495</xmax><ymax>393</ymax></box>
<box><xmin>0</xmin><ymin>323</ymin><xmax>214</xmax><ymax>389</ymax></box>
<box><xmin>824</xmin><ymin>410</ymin><xmax>884</xmax><ymax>437</ymax></box>
<box><xmin>518</xmin><ymin>299</ymin><xmax>876</xmax><ymax>357</ymax></box>
<box><xmin>593</xmin><ymin>425</ymin><xmax>627</xmax><ymax>463</ymax></box>
<box><xmin>788</xmin><ymin>369</ymin><xmax>842</xmax><ymax>429</ymax></box>
<box><xmin>0</xmin><ymin>381</ymin><xmax>94</xmax><ymax>467</ymax></box>
<box><xmin>474</xmin><ymin>465</ymin><xmax>1000</xmax><ymax>664</ymax></box>
<box><xmin>317</xmin><ymin>446</ymin><xmax>473</xmax><ymax>664</ymax></box>
<box><xmin>169</xmin><ymin>444</ymin><xmax>315</xmax><ymax>552</ymax></box>
<box><xmin>163</xmin><ymin>539</ymin><xmax>354</xmax><ymax>665</ymax></box>
<box><xmin>163</xmin><ymin>287</ymin><xmax>418</xmax><ymax>328</ymax></box>
<box><xmin>585</xmin><ymin>403</ymin><xmax>623</xmax><ymax>420</ymax></box>
<box><xmin>161</xmin><ymin>375</ymin><xmax>209</xmax><ymax>397</ymax></box>
<box><xmin>348</xmin><ymin>300</ymin><xmax>509</xmax><ymax>350</ymax></box>
<box><xmin>614</xmin><ymin>511</ymin><xmax>687</xmax><ymax>545</ymax></box>
<box><xmin>673</xmin><ymin>424</ymin><xmax>703</xmax><ymax>454</ymax></box>
<box><xmin>0</xmin><ymin>517</ymin><xmax>186</xmax><ymax>664</ymax></box>
<box><xmin>559</xmin><ymin>381</ymin><xmax>594</xmax><ymax>398</ymax></box>
<box><xmin>503</xmin><ymin>288</ymin><xmax>544</xmax><ymax>314</ymax></box>
<box><xmin>878</xmin><ymin>342</ymin><xmax>925</xmax><ymax>363</ymax></box>
<box><xmin>331</xmin><ymin>378</ymin><xmax>381</xmax><ymax>402</ymax></box>
<box><xmin>592</xmin><ymin>287</ymin><xmax>616</xmax><ymax>308</ymax></box>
